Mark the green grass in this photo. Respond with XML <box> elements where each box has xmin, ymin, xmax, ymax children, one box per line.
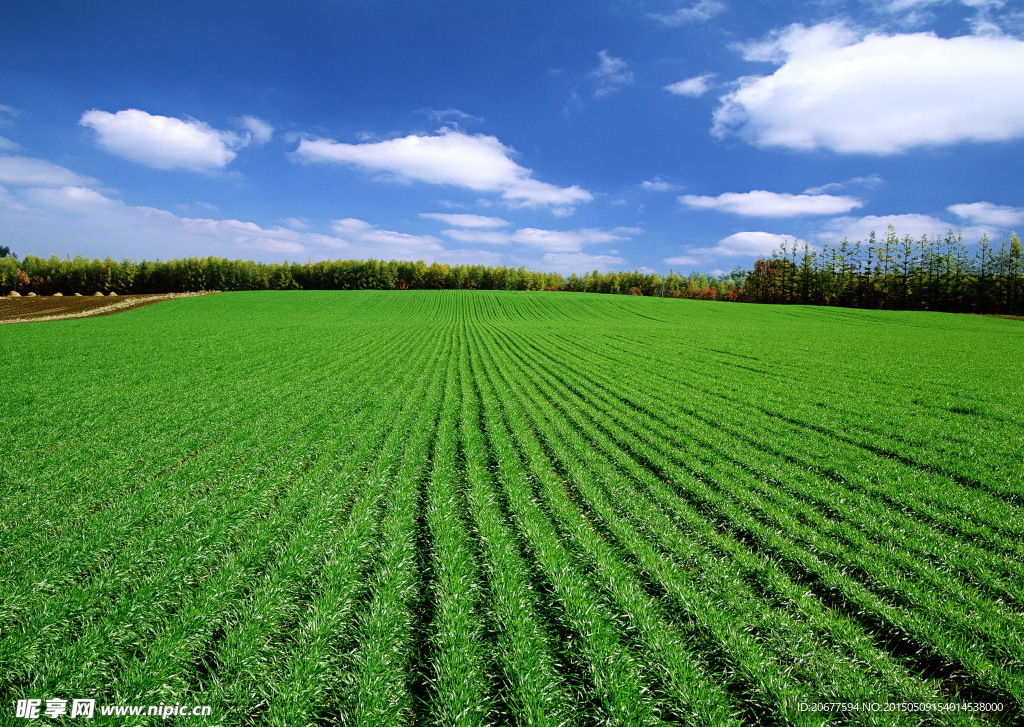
<box><xmin>1</xmin><ymin>290</ymin><xmax>1022</xmax><ymax>726</ymax></box>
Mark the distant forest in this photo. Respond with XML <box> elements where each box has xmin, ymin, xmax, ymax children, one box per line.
<box><xmin>2</xmin><ymin>227</ymin><xmax>1022</xmax><ymax>315</ymax></box>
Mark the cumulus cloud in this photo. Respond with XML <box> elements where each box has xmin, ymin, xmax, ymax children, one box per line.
<box><xmin>652</xmin><ymin>0</ymin><xmax>727</xmax><ymax>26</ymax></box>
<box><xmin>713</xmin><ymin>22</ymin><xmax>1024</xmax><ymax>153</ymax></box>
<box><xmin>664</xmin><ymin>73</ymin><xmax>715</xmax><ymax>97</ymax></box>
<box><xmin>79</xmin><ymin>109</ymin><xmax>256</xmax><ymax>171</ymax></box>
<box><xmin>294</xmin><ymin>128</ymin><xmax>593</xmax><ymax>211</ymax></box>
<box><xmin>948</xmin><ymin>201</ymin><xmax>1024</xmax><ymax>227</ymax></box>
<box><xmin>0</xmin><ymin>155</ymin><xmax>99</xmax><ymax>187</ymax></box>
<box><xmin>419</xmin><ymin>212</ymin><xmax>510</xmax><ymax>228</ymax></box>
<box><xmin>592</xmin><ymin>51</ymin><xmax>634</xmax><ymax>98</ymax></box>
<box><xmin>680</xmin><ymin>190</ymin><xmax>863</xmax><ymax>216</ymax></box>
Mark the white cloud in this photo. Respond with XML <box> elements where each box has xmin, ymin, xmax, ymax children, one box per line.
<box><xmin>663</xmin><ymin>255</ymin><xmax>701</xmax><ymax>266</ymax></box>
<box><xmin>421</xmin><ymin>108</ymin><xmax>483</xmax><ymax>125</ymax></box>
<box><xmin>22</xmin><ymin>185</ymin><xmax>119</xmax><ymax>214</ymax></box>
<box><xmin>691</xmin><ymin>231</ymin><xmax>800</xmax><ymax>257</ymax></box>
<box><xmin>652</xmin><ymin>0</ymin><xmax>727</xmax><ymax>26</ymax></box>
<box><xmin>420</xmin><ymin>212</ymin><xmax>510</xmax><ymax>228</ymax></box>
<box><xmin>641</xmin><ymin>176</ymin><xmax>681</xmax><ymax>192</ymax></box>
<box><xmin>680</xmin><ymin>190</ymin><xmax>863</xmax><ymax>216</ymax></box>
<box><xmin>541</xmin><ymin>252</ymin><xmax>628</xmax><ymax>274</ymax></box>
<box><xmin>948</xmin><ymin>201</ymin><xmax>1024</xmax><ymax>227</ymax></box>
<box><xmin>0</xmin><ymin>176</ymin><xmax>460</xmax><ymax>263</ymax></box>
<box><xmin>238</xmin><ymin>116</ymin><xmax>273</xmax><ymax>145</ymax></box>
<box><xmin>713</xmin><ymin>22</ymin><xmax>1024</xmax><ymax>153</ymax></box>
<box><xmin>0</xmin><ymin>155</ymin><xmax>99</xmax><ymax>187</ymax></box>
<box><xmin>512</xmin><ymin>226</ymin><xmax>639</xmax><ymax>253</ymax></box>
<box><xmin>442</xmin><ymin>229</ymin><xmax>512</xmax><ymax>244</ymax></box>
<box><xmin>816</xmin><ymin>213</ymin><xmax>973</xmax><ymax>242</ymax></box>
<box><xmin>328</xmin><ymin>218</ymin><xmax>444</xmax><ymax>256</ymax></box>
<box><xmin>441</xmin><ymin>224</ymin><xmax>640</xmax><ymax>251</ymax></box>
<box><xmin>881</xmin><ymin>0</ymin><xmax>1017</xmax><ymax>35</ymax></box>
<box><xmin>664</xmin><ymin>73</ymin><xmax>715</xmax><ymax>97</ymax></box>
<box><xmin>592</xmin><ymin>51</ymin><xmax>634</xmax><ymax>98</ymax></box>
<box><xmin>79</xmin><ymin>109</ymin><xmax>251</xmax><ymax>171</ymax></box>
<box><xmin>803</xmin><ymin>175</ymin><xmax>884</xmax><ymax>194</ymax></box>
<box><xmin>0</xmin><ymin>137</ymin><xmax>20</xmax><ymax>151</ymax></box>
<box><xmin>294</xmin><ymin>128</ymin><xmax>593</xmax><ymax>211</ymax></box>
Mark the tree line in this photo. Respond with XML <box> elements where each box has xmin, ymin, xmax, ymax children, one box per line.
<box><xmin>744</xmin><ymin>227</ymin><xmax>1023</xmax><ymax>315</ymax></box>
<box><xmin>0</xmin><ymin>253</ymin><xmax>746</xmax><ymax>300</ymax></box>
<box><xmin>2</xmin><ymin>227</ymin><xmax>1021</xmax><ymax>315</ymax></box>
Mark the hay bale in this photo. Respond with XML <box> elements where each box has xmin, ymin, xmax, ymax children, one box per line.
<box><xmin>73</xmin><ymin>292</ymin><xmax>83</xmax><ymax>296</ymax></box>
<box><xmin>93</xmin><ymin>291</ymin><xmax>104</xmax><ymax>297</ymax></box>
<box><xmin>53</xmin><ymin>292</ymin><xmax>63</xmax><ymax>297</ymax></box>
<box><xmin>26</xmin><ymin>292</ymin><xmax>37</xmax><ymax>297</ymax></box>
<box><xmin>9</xmin><ymin>291</ymin><xmax>21</xmax><ymax>297</ymax></box>
<box><xmin>108</xmin><ymin>291</ymin><xmax>118</xmax><ymax>297</ymax></box>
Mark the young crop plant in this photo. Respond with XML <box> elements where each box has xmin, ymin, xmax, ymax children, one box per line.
<box><xmin>1</xmin><ymin>289</ymin><xmax>1021</xmax><ymax>726</ymax></box>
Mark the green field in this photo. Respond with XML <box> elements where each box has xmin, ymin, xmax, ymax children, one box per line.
<box><xmin>2</xmin><ymin>290</ymin><xmax>1022</xmax><ymax>726</ymax></box>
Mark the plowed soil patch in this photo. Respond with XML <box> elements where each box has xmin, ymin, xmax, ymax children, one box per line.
<box><xmin>0</xmin><ymin>292</ymin><xmax>219</xmax><ymax>323</ymax></box>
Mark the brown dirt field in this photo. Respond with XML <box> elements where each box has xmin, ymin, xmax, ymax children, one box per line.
<box><xmin>0</xmin><ymin>291</ymin><xmax>220</xmax><ymax>324</ymax></box>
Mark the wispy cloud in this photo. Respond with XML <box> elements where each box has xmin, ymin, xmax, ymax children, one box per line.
<box><xmin>948</xmin><ymin>201</ymin><xmax>1024</xmax><ymax>227</ymax></box>
<box><xmin>664</xmin><ymin>73</ymin><xmax>715</xmax><ymax>97</ymax></box>
<box><xmin>438</xmin><ymin>225</ymin><xmax>640</xmax><ymax>252</ymax></box>
<box><xmin>419</xmin><ymin>212</ymin><xmax>510</xmax><ymax>228</ymax></box>
<box><xmin>420</xmin><ymin>108</ymin><xmax>484</xmax><ymax>126</ymax></box>
<box><xmin>680</xmin><ymin>190</ymin><xmax>863</xmax><ymax>217</ymax></box>
<box><xmin>803</xmin><ymin>175</ymin><xmax>884</xmax><ymax>195</ymax></box>
<box><xmin>689</xmin><ymin>231</ymin><xmax>801</xmax><ymax>258</ymax></box>
<box><xmin>641</xmin><ymin>176</ymin><xmax>681</xmax><ymax>192</ymax></box>
<box><xmin>651</xmin><ymin>0</ymin><xmax>726</xmax><ymax>26</ymax></box>
<box><xmin>591</xmin><ymin>51</ymin><xmax>634</xmax><ymax>98</ymax></box>
<box><xmin>0</xmin><ymin>155</ymin><xmax>99</xmax><ymax>187</ymax></box>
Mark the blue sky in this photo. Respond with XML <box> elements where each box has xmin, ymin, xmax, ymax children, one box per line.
<box><xmin>2</xmin><ymin>0</ymin><xmax>1023</xmax><ymax>275</ymax></box>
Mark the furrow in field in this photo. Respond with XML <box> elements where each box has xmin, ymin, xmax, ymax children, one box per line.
<box><xmin>259</xmin><ymin>319</ymin><xmax>451</xmax><ymax>726</ymax></box>
<box><xmin>503</xmin><ymin>327</ymin><xmax>1022</xmax><ymax>709</ymax></box>
<box><xmin>467</xmin><ymin>322</ymin><xmax>679</xmax><ymax>727</ymax></box>
<box><xmin>456</xmin><ymin>320</ymin><xmax>580</xmax><ymax>727</ymax></box>
<box><xmin>477</xmin><ymin>325</ymin><xmax>746</xmax><ymax>727</ymax></box>
<box><xmin>543</xmin><ymin>327</ymin><xmax>1024</xmax><ymax>579</ymax></box>
<box><xmin>484</xmin><ymin>323</ymin><xmax>977</xmax><ymax>726</ymax></box>
<box><xmin>0</xmin><ymin>326</ymin><xmax>431</xmax><ymax>658</ymax></box>
<box><xmin>0</xmin><ymin>319</ymin><xmax>438</xmax><ymax>709</ymax></box>
<box><xmin>111</xmin><ymin>355</ymin><xmax>430</xmax><ymax>723</ymax></box>
<box><xmin>0</xmin><ymin>326</ymin><xmax>396</xmax><ymax>592</ymax></box>
<box><xmin>340</xmin><ymin>320</ymin><xmax>451</xmax><ymax>725</ymax></box>
<box><xmin>421</xmin><ymin>323</ymin><xmax>495</xmax><ymax>727</ymax></box>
